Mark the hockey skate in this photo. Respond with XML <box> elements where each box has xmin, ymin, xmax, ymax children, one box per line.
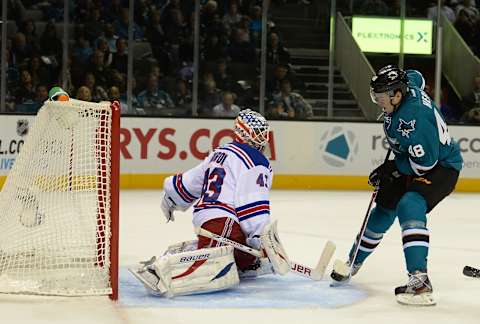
<box><xmin>128</xmin><ymin>256</ymin><xmax>168</xmax><ymax>296</ymax></box>
<box><xmin>330</xmin><ymin>260</ymin><xmax>362</xmax><ymax>285</ymax></box>
<box><xmin>395</xmin><ymin>271</ymin><xmax>436</xmax><ymax>306</ymax></box>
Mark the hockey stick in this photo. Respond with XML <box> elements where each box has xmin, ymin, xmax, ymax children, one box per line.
<box><xmin>195</xmin><ymin>226</ymin><xmax>335</xmax><ymax>281</ymax></box>
<box><xmin>331</xmin><ymin>149</ymin><xmax>392</xmax><ymax>287</ymax></box>
<box><xmin>463</xmin><ymin>266</ymin><xmax>480</xmax><ymax>278</ymax></box>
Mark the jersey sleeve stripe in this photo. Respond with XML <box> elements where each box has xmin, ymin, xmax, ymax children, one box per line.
<box><xmin>408</xmin><ymin>158</ymin><xmax>437</xmax><ymax>176</ymax></box>
<box><xmin>227</xmin><ymin>144</ymin><xmax>255</xmax><ymax>168</ymax></box>
<box><xmin>236</xmin><ymin>204</ymin><xmax>270</xmax><ymax>217</ymax></box>
<box><xmin>221</xmin><ymin>148</ymin><xmax>252</xmax><ymax>169</ymax></box>
<box><xmin>236</xmin><ymin>200</ymin><xmax>269</xmax><ymax>212</ymax></box>
<box><xmin>238</xmin><ymin>210</ymin><xmax>270</xmax><ymax>222</ymax></box>
<box><xmin>173</xmin><ymin>174</ymin><xmax>197</xmax><ymax>203</ymax></box>
<box><xmin>194</xmin><ymin>202</ymin><xmax>237</xmax><ymax>216</ymax></box>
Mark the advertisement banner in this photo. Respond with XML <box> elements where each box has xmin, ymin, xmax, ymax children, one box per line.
<box><xmin>0</xmin><ymin>116</ymin><xmax>479</xmax><ymax>190</ymax></box>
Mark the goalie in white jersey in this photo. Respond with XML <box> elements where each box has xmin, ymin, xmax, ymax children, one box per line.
<box><xmin>129</xmin><ymin>109</ymin><xmax>290</xmax><ymax>297</ymax></box>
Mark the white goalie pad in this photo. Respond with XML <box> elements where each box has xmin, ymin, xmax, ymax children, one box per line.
<box><xmin>260</xmin><ymin>220</ymin><xmax>291</xmax><ymax>275</ymax></box>
<box><xmin>163</xmin><ymin>240</ymin><xmax>198</xmax><ymax>255</ymax></box>
<box><xmin>129</xmin><ymin>245</ymin><xmax>239</xmax><ymax>297</ymax></box>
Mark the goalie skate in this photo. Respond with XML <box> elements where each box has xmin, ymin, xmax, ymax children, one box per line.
<box><xmin>395</xmin><ymin>271</ymin><xmax>436</xmax><ymax>306</ymax></box>
<box><xmin>128</xmin><ymin>258</ymin><xmax>167</xmax><ymax>296</ymax></box>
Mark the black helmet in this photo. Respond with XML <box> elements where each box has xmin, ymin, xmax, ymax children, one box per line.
<box><xmin>370</xmin><ymin>65</ymin><xmax>408</xmax><ymax>102</ymax></box>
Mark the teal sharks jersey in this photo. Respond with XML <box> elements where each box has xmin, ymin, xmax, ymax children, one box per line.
<box><xmin>383</xmin><ymin>75</ymin><xmax>463</xmax><ymax>176</ymax></box>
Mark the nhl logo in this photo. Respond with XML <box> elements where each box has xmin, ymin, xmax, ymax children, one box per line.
<box><xmin>16</xmin><ymin>119</ymin><xmax>29</xmax><ymax>137</ymax></box>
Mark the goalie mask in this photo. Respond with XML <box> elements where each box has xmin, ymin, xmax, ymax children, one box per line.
<box><xmin>370</xmin><ymin>65</ymin><xmax>408</xmax><ymax>110</ymax></box>
<box><xmin>234</xmin><ymin>109</ymin><xmax>270</xmax><ymax>152</ymax></box>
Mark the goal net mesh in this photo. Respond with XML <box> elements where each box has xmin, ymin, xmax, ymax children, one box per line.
<box><xmin>0</xmin><ymin>99</ymin><xmax>114</xmax><ymax>296</ymax></box>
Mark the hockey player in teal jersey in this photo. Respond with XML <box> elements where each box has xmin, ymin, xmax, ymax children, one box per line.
<box><xmin>331</xmin><ymin>65</ymin><xmax>462</xmax><ymax>306</ymax></box>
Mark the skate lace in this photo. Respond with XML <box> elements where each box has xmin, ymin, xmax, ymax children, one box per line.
<box><xmin>407</xmin><ymin>272</ymin><xmax>431</xmax><ymax>290</ymax></box>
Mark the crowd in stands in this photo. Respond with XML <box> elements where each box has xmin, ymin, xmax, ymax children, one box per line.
<box><xmin>0</xmin><ymin>0</ymin><xmax>478</xmax><ymax>123</ymax></box>
<box><xmin>1</xmin><ymin>0</ymin><xmax>312</xmax><ymax>119</ymax></box>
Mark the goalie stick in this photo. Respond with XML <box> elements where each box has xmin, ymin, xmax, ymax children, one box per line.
<box><xmin>463</xmin><ymin>266</ymin><xmax>480</xmax><ymax>278</ymax></box>
<box><xmin>195</xmin><ymin>226</ymin><xmax>335</xmax><ymax>281</ymax></box>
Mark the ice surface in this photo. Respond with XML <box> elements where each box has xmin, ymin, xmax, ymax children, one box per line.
<box><xmin>1</xmin><ymin>190</ymin><xmax>480</xmax><ymax>324</ymax></box>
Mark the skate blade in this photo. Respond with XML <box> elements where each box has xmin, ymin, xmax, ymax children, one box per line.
<box><xmin>128</xmin><ymin>268</ymin><xmax>165</xmax><ymax>296</ymax></box>
<box><xmin>329</xmin><ymin>279</ymin><xmax>350</xmax><ymax>288</ymax></box>
<box><xmin>396</xmin><ymin>292</ymin><xmax>436</xmax><ymax>306</ymax></box>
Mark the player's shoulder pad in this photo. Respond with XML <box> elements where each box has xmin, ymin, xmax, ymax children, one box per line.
<box><xmin>222</xmin><ymin>141</ymin><xmax>270</xmax><ymax>170</ymax></box>
<box><xmin>406</xmin><ymin>69</ymin><xmax>425</xmax><ymax>90</ymax></box>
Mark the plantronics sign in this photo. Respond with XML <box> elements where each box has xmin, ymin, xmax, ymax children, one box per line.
<box><xmin>352</xmin><ymin>16</ymin><xmax>433</xmax><ymax>55</ymax></box>
<box><xmin>319</xmin><ymin>126</ymin><xmax>359</xmax><ymax>167</ymax></box>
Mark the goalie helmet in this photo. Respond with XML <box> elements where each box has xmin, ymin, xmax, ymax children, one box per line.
<box><xmin>370</xmin><ymin>65</ymin><xmax>408</xmax><ymax>104</ymax></box>
<box><xmin>234</xmin><ymin>109</ymin><xmax>270</xmax><ymax>152</ymax></box>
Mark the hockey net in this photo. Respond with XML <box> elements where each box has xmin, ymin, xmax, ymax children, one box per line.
<box><xmin>0</xmin><ymin>99</ymin><xmax>120</xmax><ymax>299</ymax></box>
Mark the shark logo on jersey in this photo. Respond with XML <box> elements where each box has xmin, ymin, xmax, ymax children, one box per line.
<box><xmin>397</xmin><ymin>119</ymin><xmax>416</xmax><ymax>138</ymax></box>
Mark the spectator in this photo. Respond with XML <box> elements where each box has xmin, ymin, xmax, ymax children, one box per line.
<box><xmin>85</xmin><ymin>7</ymin><xmax>105</xmax><ymax>41</ymax></box>
<box><xmin>14</xmin><ymin>70</ymin><xmax>35</xmax><ymax>105</ymax></box>
<box><xmin>5</xmin><ymin>0</ymin><xmax>26</xmax><ymax>24</ymax></box>
<box><xmin>249</xmin><ymin>6</ymin><xmax>263</xmax><ymax>44</ymax></box>
<box><xmin>269</xmin><ymin>79</ymin><xmax>313</xmax><ymax>119</ymax></box>
<box><xmin>455</xmin><ymin>0</ymin><xmax>479</xmax><ymax>17</ymax></box>
<box><xmin>145</xmin><ymin>10</ymin><xmax>171</xmax><ymax>72</ymax></box>
<box><xmin>199</xmin><ymin>79</ymin><xmax>222</xmax><ymax>115</ymax></box>
<box><xmin>227</xmin><ymin>29</ymin><xmax>256</xmax><ymax>63</ymax></box>
<box><xmin>113</xmin><ymin>8</ymin><xmax>144</xmax><ymax>41</ymax></box>
<box><xmin>18</xmin><ymin>19</ymin><xmax>38</xmax><ymax>47</ymax></box>
<box><xmin>27</xmin><ymin>84</ymin><xmax>49</xmax><ymax>113</ymax></box>
<box><xmin>84</xmin><ymin>72</ymin><xmax>109</xmax><ymax>102</ymax></box>
<box><xmin>87</xmin><ymin>50</ymin><xmax>110</xmax><ymax>88</ymax></box>
<box><xmin>267</xmin><ymin>32</ymin><xmax>290</xmax><ymax>65</ymax></box>
<box><xmin>28</xmin><ymin>55</ymin><xmax>51</xmax><ymax>88</ymax></box>
<box><xmin>223</xmin><ymin>2</ymin><xmax>242</xmax><ymax>32</ymax></box>
<box><xmin>11</xmin><ymin>33</ymin><xmax>35</xmax><ymax>66</ymax></box>
<box><xmin>356</xmin><ymin>0</ymin><xmax>390</xmax><ymax>15</ymax></box>
<box><xmin>39</xmin><ymin>21</ymin><xmax>63</xmax><ymax>61</ymax></box>
<box><xmin>172</xmin><ymin>79</ymin><xmax>192</xmax><ymax>111</ymax></box>
<box><xmin>96</xmin><ymin>38</ymin><xmax>113</xmax><ymax>67</ymax></box>
<box><xmin>73</xmin><ymin>34</ymin><xmax>94</xmax><ymax>66</ymax></box>
<box><xmin>461</xmin><ymin>75</ymin><xmax>480</xmax><ymax>123</ymax></box>
<box><xmin>266</xmin><ymin>64</ymin><xmax>292</xmax><ymax>95</ymax></box>
<box><xmin>76</xmin><ymin>86</ymin><xmax>92</xmax><ymax>102</ymax></box>
<box><xmin>164</xmin><ymin>9</ymin><xmax>190</xmax><ymax>45</ymax></box>
<box><xmin>215</xmin><ymin>59</ymin><xmax>235</xmax><ymax>91</ymax></box>
<box><xmin>213</xmin><ymin>91</ymin><xmax>241</xmax><ymax>117</ymax></box>
<box><xmin>137</xmin><ymin>74</ymin><xmax>175</xmax><ymax>114</ymax></box>
<box><xmin>108</xmin><ymin>85</ymin><xmax>132</xmax><ymax>114</ymax></box>
<box><xmin>454</xmin><ymin>8</ymin><xmax>478</xmax><ymax>50</ymax></box>
<box><xmin>111</xmin><ymin>38</ymin><xmax>128</xmax><ymax>74</ymax></box>
<box><xmin>203</xmin><ymin>35</ymin><xmax>227</xmax><ymax>62</ymax></box>
<box><xmin>427</xmin><ymin>0</ymin><xmax>456</xmax><ymax>23</ymax></box>
<box><xmin>104</xmin><ymin>23</ymin><xmax>120</xmax><ymax>53</ymax></box>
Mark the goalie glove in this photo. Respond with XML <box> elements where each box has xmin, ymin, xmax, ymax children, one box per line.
<box><xmin>161</xmin><ymin>193</ymin><xmax>177</xmax><ymax>222</ymax></box>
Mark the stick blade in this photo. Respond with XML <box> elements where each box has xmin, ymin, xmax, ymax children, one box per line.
<box><xmin>310</xmin><ymin>240</ymin><xmax>336</xmax><ymax>281</ymax></box>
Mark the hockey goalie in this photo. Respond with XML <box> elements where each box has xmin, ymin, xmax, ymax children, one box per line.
<box><xmin>129</xmin><ymin>109</ymin><xmax>291</xmax><ymax>297</ymax></box>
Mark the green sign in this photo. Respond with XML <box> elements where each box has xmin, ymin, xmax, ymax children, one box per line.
<box><xmin>352</xmin><ymin>16</ymin><xmax>433</xmax><ymax>55</ymax></box>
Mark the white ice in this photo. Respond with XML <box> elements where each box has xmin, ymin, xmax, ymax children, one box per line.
<box><xmin>1</xmin><ymin>190</ymin><xmax>479</xmax><ymax>324</ymax></box>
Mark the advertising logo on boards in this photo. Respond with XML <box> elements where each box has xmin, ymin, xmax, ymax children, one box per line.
<box><xmin>319</xmin><ymin>126</ymin><xmax>358</xmax><ymax>167</ymax></box>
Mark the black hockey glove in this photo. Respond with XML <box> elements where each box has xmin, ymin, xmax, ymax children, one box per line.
<box><xmin>368</xmin><ymin>160</ymin><xmax>402</xmax><ymax>188</ymax></box>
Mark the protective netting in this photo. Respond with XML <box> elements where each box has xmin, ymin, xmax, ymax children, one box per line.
<box><xmin>0</xmin><ymin>99</ymin><xmax>114</xmax><ymax>296</ymax></box>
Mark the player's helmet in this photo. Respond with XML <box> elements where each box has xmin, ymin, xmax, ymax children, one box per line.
<box><xmin>370</xmin><ymin>65</ymin><xmax>408</xmax><ymax>104</ymax></box>
<box><xmin>234</xmin><ymin>109</ymin><xmax>270</xmax><ymax>151</ymax></box>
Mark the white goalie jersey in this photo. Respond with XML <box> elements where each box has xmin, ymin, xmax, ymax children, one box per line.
<box><xmin>163</xmin><ymin>141</ymin><xmax>273</xmax><ymax>244</ymax></box>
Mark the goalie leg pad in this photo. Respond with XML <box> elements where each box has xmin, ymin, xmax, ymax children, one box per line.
<box><xmin>131</xmin><ymin>246</ymin><xmax>239</xmax><ymax>297</ymax></box>
<box><xmin>261</xmin><ymin>220</ymin><xmax>291</xmax><ymax>275</ymax></box>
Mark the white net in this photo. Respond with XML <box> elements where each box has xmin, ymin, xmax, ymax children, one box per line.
<box><xmin>0</xmin><ymin>99</ymin><xmax>115</xmax><ymax>296</ymax></box>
